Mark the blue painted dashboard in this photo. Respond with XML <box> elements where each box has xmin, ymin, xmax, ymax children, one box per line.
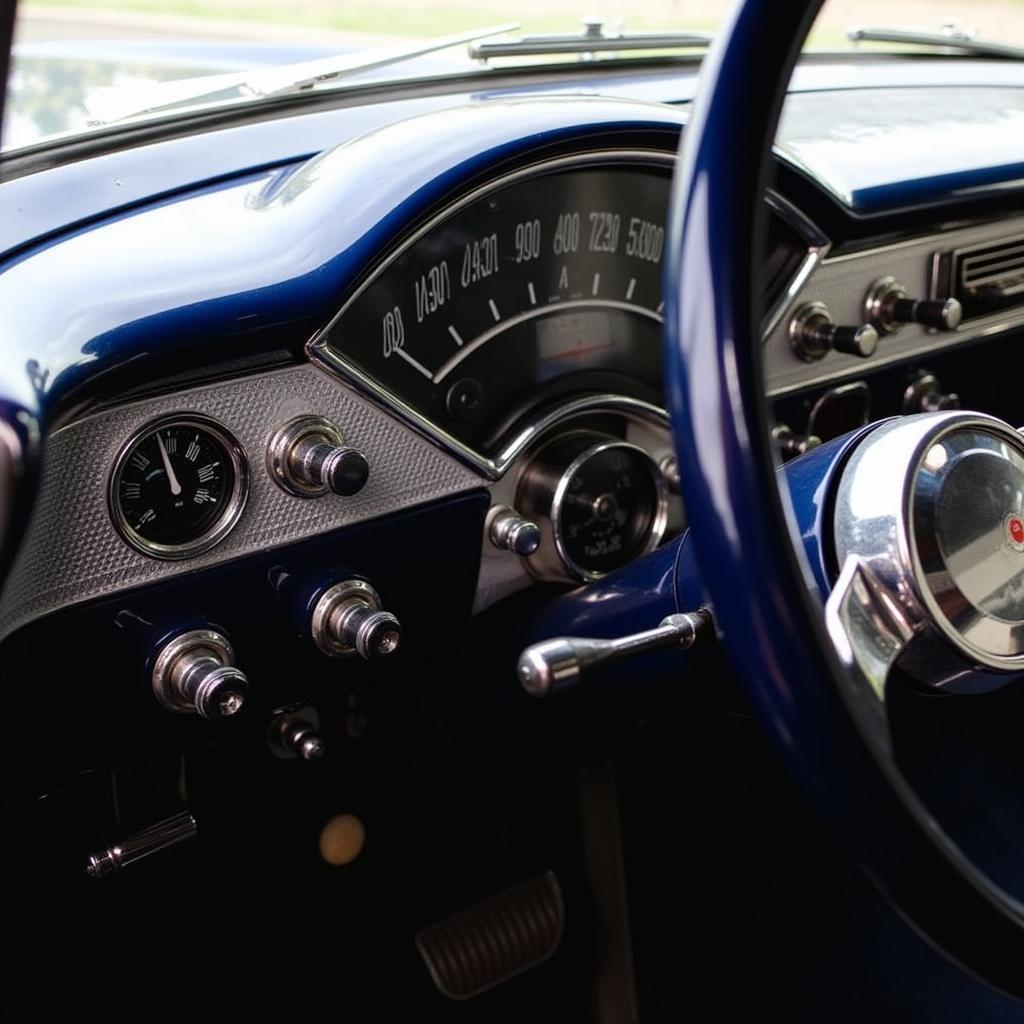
<box><xmin>5</xmin><ymin>36</ymin><xmax>1024</xmax><ymax>1015</ymax></box>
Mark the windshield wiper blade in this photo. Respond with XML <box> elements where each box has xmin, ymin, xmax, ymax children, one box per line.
<box><xmin>469</xmin><ymin>17</ymin><xmax>712</xmax><ymax>62</ymax></box>
<box><xmin>86</xmin><ymin>23</ymin><xmax>519</xmax><ymax>126</ymax></box>
<box><xmin>847</xmin><ymin>23</ymin><xmax>1024</xmax><ymax>61</ymax></box>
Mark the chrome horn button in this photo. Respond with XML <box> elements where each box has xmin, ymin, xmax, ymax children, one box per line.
<box><xmin>830</xmin><ymin>412</ymin><xmax>1024</xmax><ymax>699</ymax></box>
<box><xmin>912</xmin><ymin>425</ymin><xmax>1024</xmax><ymax>662</ymax></box>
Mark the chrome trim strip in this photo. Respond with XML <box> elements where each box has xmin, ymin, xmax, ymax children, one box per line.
<box><xmin>761</xmin><ymin>247</ymin><xmax>827</xmax><ymax>343</ymax></box>
<box><xmin>760</xmin><ymin>189</ymin><xmax>831</xmax><ymax>341</ymax></box>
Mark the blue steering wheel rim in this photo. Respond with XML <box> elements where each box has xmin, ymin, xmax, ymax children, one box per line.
<box><xmin>665</xmin><ymin>0</ymin><xmax>1024</xmax><ymax>995</ymax></box>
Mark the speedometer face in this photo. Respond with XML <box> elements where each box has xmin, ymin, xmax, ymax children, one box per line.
<box><xmin>109</xmin><ymin>415</ymin><xmax>249</xmax><ymax>560</ymax></box>
<box><xmin>316</xmin><ymin>161</ymin><xmax>670</xmax><ymax>455</ymax></box>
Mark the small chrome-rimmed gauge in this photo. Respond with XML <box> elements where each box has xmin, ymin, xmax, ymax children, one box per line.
<box><xmin>109</xmin><ymin>414</ymin><xmax>249</xmax><ymax>560</ymax></box>
<box><xmin>516</xmin><ymin>431</ymin><xmax>669</xmax><ymax>583</ymax></box>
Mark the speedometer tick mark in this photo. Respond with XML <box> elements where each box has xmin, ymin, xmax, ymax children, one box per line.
<box><xmin>395</xmin><ymin>347</ymin><xmax>434</xmax><ymax>380</ymax></box>
<box><xmin>592</xmin><ymin>273</ymin><xmax>600</xmax><ymax>296</ymax></box>
<box><xmin>488</xmin><ymin>299</ymin><xmax>501</xmax><ymax>322</ymax></box>
<box><xmin>528</xmin><ymin>282</ymin><xmax>537</xmax><ymax>306</ymax></box>
<box><xmin>626</xmin><ymin>277</ymin><xmax>636</xmax><ymax>301</ymax></box>
<box><xmin>656</xmin><ymin>301</ymin><xmax>665</xmax><ymax>315</ymax></box>
<box><xmin>447</xmin><ymin>325</ymin><xmax>464</xmax><ymax>347</ymax></box>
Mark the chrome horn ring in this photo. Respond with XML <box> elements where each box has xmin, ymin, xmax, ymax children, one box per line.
<box><xmin>827</xmin><ymin>412</ymin><xmax>1024</xmax><ymax>716</ymax></box>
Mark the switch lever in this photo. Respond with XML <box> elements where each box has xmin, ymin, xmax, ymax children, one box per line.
<box><xmin>517</xmin><ymin>609</ymin><xmax>712</xmax><ymax>697</ymax></box>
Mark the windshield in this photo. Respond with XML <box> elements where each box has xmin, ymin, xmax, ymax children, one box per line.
<box><xmin>7</xmin><ymin>0</ymin><xmax>1024</xmax><ymax>152</ymax></box>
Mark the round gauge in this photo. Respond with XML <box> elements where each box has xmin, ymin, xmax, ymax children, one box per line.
<box><xmin>517</xmin><ymin>431</ymin><xmax>669</xmax><ymax>582</ymax></box>
<box><xmin>109</xmin><ymin>415</ymin><xmax>249</xmax><ymax>559</ymax></box>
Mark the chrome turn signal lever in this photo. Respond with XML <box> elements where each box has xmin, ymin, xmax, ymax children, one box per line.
<box><xmin>517</xmin><ymin>609</ymin><xmax>712</xmax><ymax>697</ymax></box>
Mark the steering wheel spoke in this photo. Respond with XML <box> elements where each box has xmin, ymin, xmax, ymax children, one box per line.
<box><xmin>825</xmin><ymin>555</ymin><xmax>914</xmax><ymax>742</ymax></box>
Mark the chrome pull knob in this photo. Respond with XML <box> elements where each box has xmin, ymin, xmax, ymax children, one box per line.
<box><xmin>311</xmin><ymin>579</ymin><xmax>402</xmax><ymax>661</ymax></box>
<box><xmin>772</xmin><ymin>424</ymin><xmax>822</xmax><ymax>460</ymax></box>
<box><xmin>903</xmin><ymin>373</ymin><xmax>962</xmax><ymax>414</ymax></box>
<box><xmin>517</xmin><ymin>609</ymin><xmax>711</xmax><ymax>697</ymax></box>
<box><xmin>790</xmin><ymin>302</ymin><xmax>878</xmax><ymax>361</ymax></box>
<box><xmin>152</xmin><ymin>629</ymin><xmax>249</xmax><ymax>719</ymax></box>
<box><xmin>268</xmin><ymin>415</ymin><xmax>369</xmax><ymax>498</ymax></box>
<box><xmin>488</xmin><ymin>504</ymin><xmax>542</xmax><ymax>556</ymax></box>
<box><xmin>86</xmin><ymin>811</ymin><xmax>197</xmax><ymax>881</ymax></box>
<box><xmin>269</xmin><ymin>709</ymin><xmax>327</xmax><ymax>761</ymax></box>
<box><xmin>865</xmin><ymin>277</ymin><xmax>963</xmax><ymax>334</ymax></box>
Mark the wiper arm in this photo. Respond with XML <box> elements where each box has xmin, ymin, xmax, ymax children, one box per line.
<box><xmin>847</xmin><ymin>22</ymin><xmax>1024</xmax><ymax>61</ymax></box>
<box><xmin>469</xmin><ymin>17</ymin><xmax>712</xmax><ymax>62</ymax></box>
<box><xmin>86</xmin><ymin>23</ymin><xmax>519</xmax><ymax>126</ymax></box>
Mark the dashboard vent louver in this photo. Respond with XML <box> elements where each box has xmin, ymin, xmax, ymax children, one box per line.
<box><xmin>935</xmin><ymin>235</ymin><xmax>1024</xmax><ymax>322</ymax></box>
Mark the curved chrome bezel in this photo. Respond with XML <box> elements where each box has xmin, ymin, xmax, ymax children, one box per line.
<box><xmin>306</xmin><ymin>147</ymin><xmax>818</xmax><ymax>479</ymax></box>
<box><xmin>832</xmin><ymin>411</ymin><xmax>1024</xmax><ymax>681</ymax></box>
<box><xmin>108</xmin><ymin>413</ymin><xmax>250</xmax><ymax>561</ymax></box>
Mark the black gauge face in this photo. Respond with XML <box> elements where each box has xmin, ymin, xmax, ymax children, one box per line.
<box><xmin>556</xmin><ymin>442</ymin><xmax>664</xmax><ymax>577</ymax></box>
<box><xmin>110</xmin><ymin>417</ymin><xmax>247</xmax><ymax>559</ymax></box>
<box><xmin>316</xmin><ymin>163</ymin><xmax>671</xmax><ymax>454</ymax></box>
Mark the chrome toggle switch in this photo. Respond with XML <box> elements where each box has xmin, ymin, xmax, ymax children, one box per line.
<box><xmin>865</xmin><ymin>276</ymin><xmax>962</xmax><ymax>334</ymax></box>
<box><xmin>310</xmin><ymin>579</ymin><xmax>402</xmax><ymax>661</ymax></box>
<box><xmin>267</xmin><ymin>415</ymin><xmax>370</xmax><ymax>498</ymax></box>
<box><xmin>789</xmin><ymin>302</ymin><xmax>878</xmax><ymax>361</ymax></box>
<box><xmin>86</xmin><ymin>811</ymin><xmax>197</xmax><ymax>881</ymax></box>
<box><xmin>151</xmin><ymin>629</ymin><xmax>249</xmax><ymax>719</ymax></box>
<box><xmin>487</xmin><ymin>504</ymin><xmax>542</xmax><ymax>556</ymax></box>
<box><xmin>517</xmin><ymin>609</ymin><xmax>712</xmax><ymax>697</ymax></box>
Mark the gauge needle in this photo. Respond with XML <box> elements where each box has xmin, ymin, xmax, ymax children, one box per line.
<box><xmin>156</xmin><ymin>432</ymin><xmax>182</xmax><ymax>496</ymax></box>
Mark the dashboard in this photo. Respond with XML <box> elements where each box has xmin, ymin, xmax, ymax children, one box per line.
<box><xmin>6</xmin><ymin>50</ymin><xmax>1024</xmax><ymax>1009</ymax></box>
<box><xmin>1</xmin><ymin>75</ymin><xmax>1024</xmax><ymax>751</ymax></box>
<box><xmin>5</xmin><ymin>93</ymin><xmax>1024</xmax><ymax>645</ymax></box>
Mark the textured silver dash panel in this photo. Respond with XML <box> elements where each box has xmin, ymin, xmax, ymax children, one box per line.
<box><xmin>0</xmin><ymin>363</ymin><xmax>485</xmax><ymax>640</ymax></box>
<box><xmin>763</xmin><ymin>212</ymin><xmax>1024</xmax><ymax>396</ymax></box>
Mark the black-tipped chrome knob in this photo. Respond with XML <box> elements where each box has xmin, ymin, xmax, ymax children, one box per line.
<box><xmin>268</xmin><ymin>415</ymin><xmax>369</xmax><ymax>498</ymax></box>
<box><xmin>488</xmin><ymin>505</ymin><xmax>542</xmax><ymax>556</ymax></box>
<box><xmin>790</xmin><ymin>302</ymin><xmax>878</xmax><ymax>361</ymax></box>
<box><xmin>151</xmin><ymin>629</ymin><xmax>249</xmax><ymax>719</ymax></box>
<box><xmin>865</xmin><ymin>277</ymin><xmax>962</xmax><ymax>334</ymax></box>
<box><xmin>310</xmin><ymin>579</ymin><xmax>402</xmax><ymax>661</ymax></box>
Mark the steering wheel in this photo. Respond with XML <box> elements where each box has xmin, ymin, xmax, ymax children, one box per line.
<box><xmin>667</xmin><ymin>0</ymin><xmax>1024</xmax><ymax>997</ymax></box>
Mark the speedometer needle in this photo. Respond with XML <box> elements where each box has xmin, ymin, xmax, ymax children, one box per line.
<box><xmin>156</xmin><ymin>431</ymin><xmax>182</xmax><ymax>496</ymax></box>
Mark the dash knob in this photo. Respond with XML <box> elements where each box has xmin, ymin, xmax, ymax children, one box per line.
<box><xmin>488</xmin><ymin>505</ymin><xmax>542</xmax><ymax>556</ymax></box>
<box><xmin>789</xmin><ymin>302</ymin><xmax>878</xmax><ymax>361</ymax></box>
<box><xmin>310</xmin><ymin>579</ymin><xmax>402</xmax><ymax>661</ymax></box>
<box><xmin>865</xmin><ymin>277</ymin><xmax>962</xmax><ymax>334</ymax></box>
<box><xmin>151</xmin><ymin>629</ymin><xmax>249</xmax><ymax>719</ymax></box>
<box><xmin>268</xmin><ymin>415</ymin><xmax>369</xmax><ymax>498</ymax></box>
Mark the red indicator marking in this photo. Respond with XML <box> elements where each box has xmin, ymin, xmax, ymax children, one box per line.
<box><xmin>1009</xmin><ymin>516</ymin><xmax>1024</xmax><ymax>546</ymax></box>
<box><xmin>542</xmin><ymin>342</ymin><xmax>616</xmax><ymax>362</ymax></box>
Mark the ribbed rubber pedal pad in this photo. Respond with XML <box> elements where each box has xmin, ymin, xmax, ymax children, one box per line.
<box><xmin>415</xmin><ymin>871</ymin><xmax>565</xmax><ymax>1000</ymax></box>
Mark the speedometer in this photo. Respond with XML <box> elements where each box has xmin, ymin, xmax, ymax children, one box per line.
<box><xmin>310</xmin><ymin>154</ymin><xmax>672</xmax><ymax>470</ymax></box>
